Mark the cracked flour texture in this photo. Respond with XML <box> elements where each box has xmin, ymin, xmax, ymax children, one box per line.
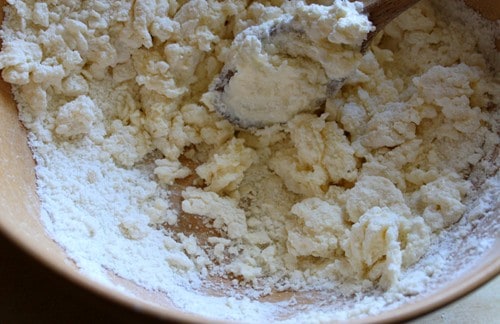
<box><xmin>0</xmin><ymin>0</ymin><xmax>498</xmax><ymax>322</ymax></box>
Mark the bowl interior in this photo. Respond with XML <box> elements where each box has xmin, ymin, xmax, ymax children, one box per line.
<box><xmin>0</xmin><ymin>0</ymin><xmax>498</xmax><ymax>322</ymax></box>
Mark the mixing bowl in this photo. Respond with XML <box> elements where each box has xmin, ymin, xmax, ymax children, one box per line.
<box><xmin>0</xmin><ymin>0</ymin><xmax>498</xmax><ymax>322</ymax></box>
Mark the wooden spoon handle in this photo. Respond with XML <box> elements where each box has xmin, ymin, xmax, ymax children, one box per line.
<box><xmin>361</xmin><ymin>0</ymin><xmax>421</xmax><ymax>52</ymax></box>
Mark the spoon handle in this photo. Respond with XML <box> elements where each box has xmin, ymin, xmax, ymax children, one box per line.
<box><xmin>361</xmin><ymin>0</ymin><xmax>421</xmax><ymax>52</ymax></box>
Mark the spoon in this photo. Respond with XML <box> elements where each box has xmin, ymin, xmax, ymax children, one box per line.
<box><xmin>209</xmin><ymin>0</ymin><xmax>420</xmax><ymax>128</ymax></box>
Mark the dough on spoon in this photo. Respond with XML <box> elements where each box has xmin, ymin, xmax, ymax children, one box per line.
<box><xmin>206</xmin><ymin>1</ymin><xmax>373</xmax><ymax>128</ymax></box>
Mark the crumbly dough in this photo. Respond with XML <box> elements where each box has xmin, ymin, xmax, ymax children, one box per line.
<box><xmin>0</xmin><ymin>0</ymin><xmax>498</xmax><ymax>307</ymax></box>
<box><xmin>204</xmin><ymin>0</ymin><xmax>373</xmax><ymax>127</ymax></box>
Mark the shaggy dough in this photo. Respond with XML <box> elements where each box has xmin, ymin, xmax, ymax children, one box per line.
<box><xmin>205</xmin><ymin>0</ymin><xmax>373</xmax><ymax>127</ymax></box>
<box><xmin>0</xmin><ymin>0</ymin><xmax>498</xmax><ymax>295</ymax></box>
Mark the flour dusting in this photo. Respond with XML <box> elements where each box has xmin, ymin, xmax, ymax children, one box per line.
<box><xmin>0</xmin><ymin>0</ymin><xmax>498</xmax><ymax>322</ymax></box>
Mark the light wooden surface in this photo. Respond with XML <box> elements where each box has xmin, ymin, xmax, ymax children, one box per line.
<box><xmin>410</xmin><ymin>276</ymin><xmax>500</xmax><ymax>324</ymax></box>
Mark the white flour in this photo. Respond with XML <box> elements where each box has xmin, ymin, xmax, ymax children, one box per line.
<box><xmin>0</xmin><ymin>0</ymin><xmax>498</xmax><ymax>322</ymax></box>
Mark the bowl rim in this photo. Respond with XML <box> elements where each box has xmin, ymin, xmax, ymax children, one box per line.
<box><xmin>0</xmin><ymin>0</ymin><xmax>498</xmax><ymax>321</ymax></box>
